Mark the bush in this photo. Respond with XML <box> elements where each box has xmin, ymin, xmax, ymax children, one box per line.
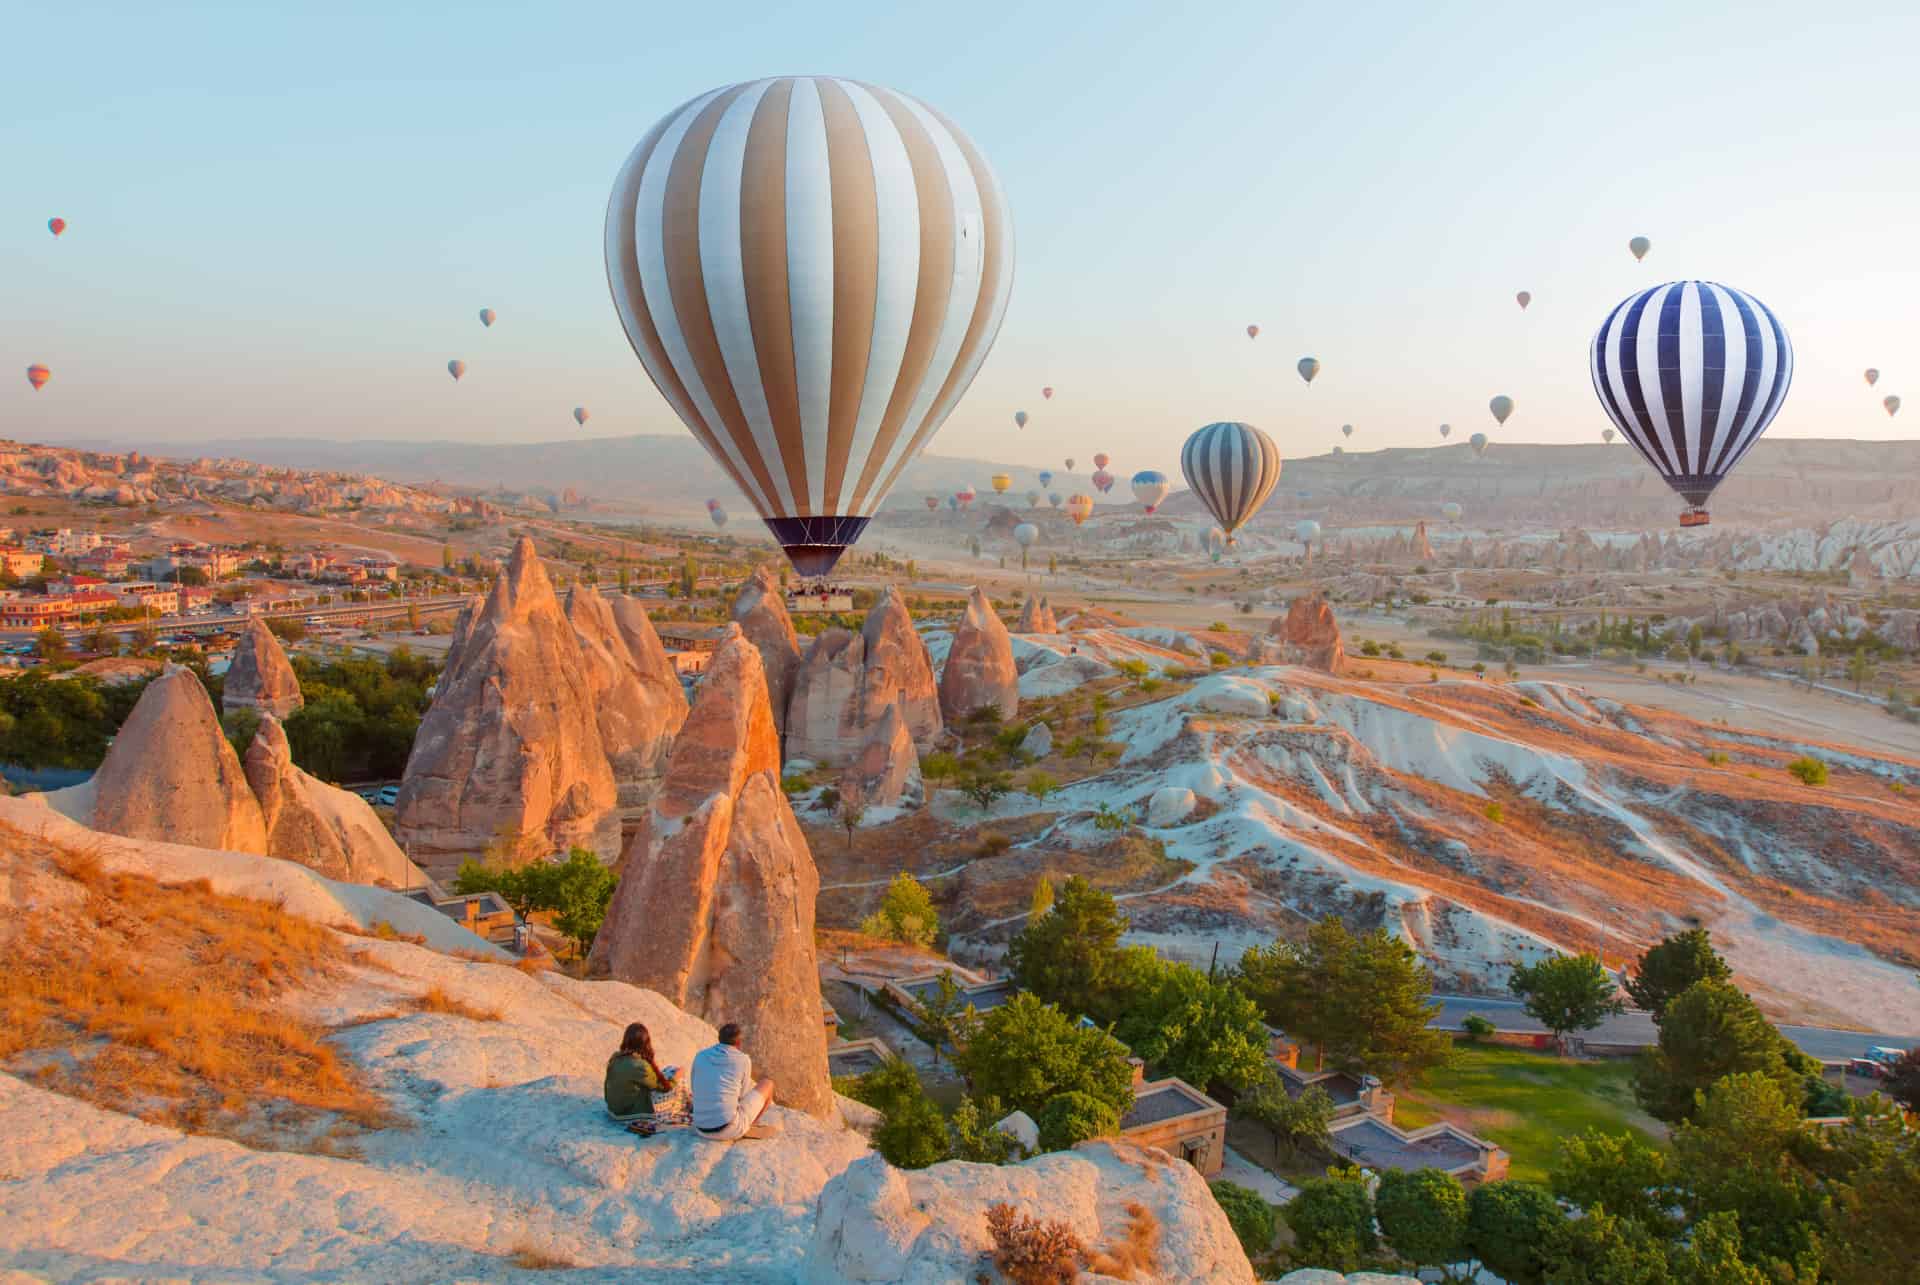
<box><xmin>858</xmin><ymin>872</ymin><xmax>939</xmax><ymax>948</ymax></box>
<box><xmin>1467</xmin><ymin>1180</ymin><xmax>1564</xmax><ymax>1283</ymax></box>
<box><xmin>985</xmin><ymin>1202</ymin><xmax>1085</xmax><ymax>1285</ymax></box>
<box><xmin>1285</xmin><ymin>1172</ymin><xmax>1375</xmax><ymax>1271</ymax></box>
<box><xmin>1210</xmin><ymin>651</ymin><xmax>1232</xmax><ymax>667</ymax></box>
<box><xmin>1036</xmin><ymin>1090</ymin><xmax>1120</xmax><ymax>1151</ymax></box>
<box><xmin>1375</xmin><ymin>1167</ymin><xmax>1468</xmax><ymax>1271</ymax></box>
<box><xmin>1209</xmin><ymin>1180</ymin><xmax>1275</xmax><ymax>1258</ymax></box>
<box><xmin>1786</xmin><ymin>756</ymin><xmax>1828</xmax><ymax>786</ymax></box>
<box><xmin>1462</xmin><ymin>1013</ymin><xmax>1497</xmax><ymax>1042</ymax></box>
<box><xmin>1483</xmin><ymin>802</ymin><xmax>1505</xmax><ymax>824</ymax></box>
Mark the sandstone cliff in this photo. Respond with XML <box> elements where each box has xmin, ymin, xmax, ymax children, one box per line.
<box><xmin>1261</xmin><ymin>593</ymin><xmax>1345</xmax><ymax>674</ymax></box>
<box><xmin>222</xmin><ymin>618</ymin><xmax>304</xmax><ymax>720</ymax></box>
<box><xmin>731</xmin><ymin>566</ymin><xmax>801</xmax><ymax>737</ymax></box>
<box><xmin>939</xmin><ymin>586</ymin><xmax>1019</xmax><ymax>723</ymax></box>
<box><xmin>245</xmin><ymin>715</ymin><xmax>429</xmax><ymax>889</ymax></box>
<box><xmin>839</xmin><ymin>700</ymin><xmax>922</xmax><ymax>811</ymax></box>
<box><xmin>589</xmin><ymin>625</ymin><xmax>834</xmax><ymax>1118</ymax></box>
<box><xmin>1016</xmin><ymin>594</ymin><xmax>1059</xmax><ymax>634</ymax></box>
<box><xmin>565</xmin><ymin>584</ymin><xmax>688</xmax><ymax>807</ymax></box>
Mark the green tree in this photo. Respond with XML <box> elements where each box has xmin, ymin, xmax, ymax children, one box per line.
<box><xmin>1374</xmin><ymin>1167</ymin><xmax>1468</xmax><ymax>1273</ymax></box>
<box><xmin>1665</xmin><ymin>1211</ymin><xmax>1778</xmax><ymax>1285</ymax></box>
<box><xmin>1551</xmin><ymin>1128</ymin><xmax>1673</xmax><ymax>1228</ymax></box>
<box><xmin>1208</xmin><ymin>1181</ymin><xmax>1276</xmax><ymax>1260</ymax></box>
<box><xmin>1632</xmin><ymin>980</ymin><xmax>1803</xmax><ymax>1124</ymax></box>
<box><xmin>1285</xmin><ymin>1171</ymin><xmax>1375</xmax><ymax>1272</ymax></box>
<box><xmin>956</xmin><ymin>762</ymin><xmax>1013</xmax><ymax>811</ymax></box>
<box><xmin>1821</xmin><ymin>1119</ymin><xmax>1920</xmax><ymax>1283</ymax></box>
<box><xmin>948</xmin><ymin>1094</ymin><xmax>1022</xmax><ymax>1164</ymax></box>
<box><xmin>34</xmin><ymin>627</ymin><xmax>67</xmax><ymax>661</ymax></box>
<box><xmin>1466</xmin><ymin>1180</ymin><xmax>1564</xmax><ymax>1285</ymax></box>
<box><xmin>1236</xmin><ymin>917</ymin><xmax>1449</xmax><ymax>1084</ymax></box>
<box><xmin>1027</xmin><ymin>875</ymin><xmax>1054</xmax><ymax>920</ymax></box>
<box><xmin>1883</xmin><ymin>1045</ymin><xmax>1920</xmax><ymax>1111</ymax></box>
<box><xmin>546</xmin><ymin>847</ymin><xmax>616</xmax><ymax>960</ymax></box>
<box><xmin>1670</xmin><ymin>1072</ymin><xmax>1824</xmax><ymax>1270</ymax></box>
<box><xmin>834</xmin><ymin>796</ymin><xmax>866</xmax><ymax>852</ymax></box>
<box><xmin>1006</xmin><ymin>876</ymin><xmax>1127</xmax><ymax>1017</ymax></box>
<box><xmin>841</xmin><ymin>1056</ymin><xmax>923</xmax><ymax>1117</ymax></box>
<box><xmin>1541</xmin><ymin>1204</ymin><xmax>1674</xmax><ymax>1285</ymax></box>
<box><xmin>1035</xmin><ymin>1090</ymin><xmax>1119</xmax><ymax>1152</ymax></box>
<box><xmin>859</xmin><ymin>872</ymin><xmax>939</xmax><ymax>947</ymax></box>
<box><xmin>951</xmin><ymin>992</ymin><xmax>1133</xmax><ymax>1122</ymax></box>
<box><xmin>1112</xmin><ymin>957</ymin><xmax>1269</xmax><ymax>1091</ymax></box>
<box><xmin>83</xmin><ymin>624</ymin><xmax>118</xmax><ymax>655</ymax></box>
<box><xmin>1023</xmin><ymin>770</ymin><xmax>1058</xmax><ymax>801</ymax></box>
<box><xmin>1507</xmin><ymin>952</ymin><xmax>1625</xmax><ymax>1051</ymax></box>
<box><xmin>913</xmin><ymin>971</ymin><xmax>976</xmax><ymax>1068</ymax></box>
<box><xmin>846</xmin><ymin>1062</ymin><xmax>950</xmax><ymax>1170</ymax></box>
<box><xmin>1233</xmin><ymin>1071</ymin><xmax>1332</xmax><ymax>1166</ymax></box>
<box><xmin>1625</xmin><ymin>928</ymin><xmax>1733</xmax><ymax>1023</ymax></box>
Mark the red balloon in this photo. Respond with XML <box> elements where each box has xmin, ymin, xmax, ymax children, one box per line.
<box><xmin>26</xmin><ymin>364</ymin><xmax>51</xmax><ymax>391</ymax></box>
<box><xmin>47</xmin><ymin>218</ymin><xmax>67</xmax><ymax>238</ymax></box>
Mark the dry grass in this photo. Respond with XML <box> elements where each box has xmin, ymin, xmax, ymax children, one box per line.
<box><xmin>506</xmin><ymin>1243</ymin><xmax>576</xmax><ymax>1270</ymax></box>
<box><xmin>0</xmin><ymin>839</ymin><xmax>397</xmax><ymax>1151</ymax></box>
<box><xmin>410</xmin><ymin>986</ymin><xmax>502</xmax><ymax>1022</ymax></box>
<box><xmin>1087</xmin><ymin>1202</ymin><xmax>1161</xmax><ymax>1280</ymax></box>
<box><xmin>984</xmin><ymin>1202</ymin><xmax>1085</xmax><ymax>1284</ymax></box>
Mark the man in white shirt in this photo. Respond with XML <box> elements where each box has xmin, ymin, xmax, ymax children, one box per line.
<box><xmin>690</xmin><ymin>1022</ymin><xmax>778</xmax><ymax>1141</ymax></box>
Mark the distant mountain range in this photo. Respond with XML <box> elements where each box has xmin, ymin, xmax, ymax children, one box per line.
<box><xmin>46</xmin><ymin>432</ymin><xmax>1920</xmax><ymax>529</ymax></box>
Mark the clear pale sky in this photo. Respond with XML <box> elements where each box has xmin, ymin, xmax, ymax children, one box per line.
<box><xmin>6</xmin><ymin>1</ymin><xmax>1917</xmax><ymax>480</ymax></box>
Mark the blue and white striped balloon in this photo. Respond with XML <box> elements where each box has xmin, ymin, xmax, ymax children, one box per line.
<box><xmin>1180</xmin><ymin>420</ymin><xmax>1281</xmax><ymax>543</ymax></box>
<box><xmin>1590</xmin><ymin>280</ymin><xmax>1792</xmax><ymax>523</ymax></box>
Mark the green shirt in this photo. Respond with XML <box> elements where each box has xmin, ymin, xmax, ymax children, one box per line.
<box><xmin>605</xmin><ymin>1052</ymin><xmax>669</xmax><ymax>1117</ymax></box>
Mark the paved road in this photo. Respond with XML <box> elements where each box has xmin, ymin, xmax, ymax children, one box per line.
<box><xmin>1433</xmin><ymin>994</ymin><xmax>1918</xmax><ymax>1063</ymax></box>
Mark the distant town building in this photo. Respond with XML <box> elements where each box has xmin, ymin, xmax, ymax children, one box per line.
<box><xmin>116</xmin><ymin>583</ymin><xmax>180</xmax><ymax>615</ymax></box>
<box><xmin>0</xmin><ymin>548</ymin><xmax>47</xmax><ymax>578</ymax></box>
<box><xmin>48</xmin><ymin>574</ymin><xmax>108</xmax><ymax>596</ymax></box>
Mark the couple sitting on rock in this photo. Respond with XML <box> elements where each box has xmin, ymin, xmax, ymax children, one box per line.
<box><xmin>604</xmin><ymin>1020</ymin><xmax>779</xmax><ymax>1141</ymax></box>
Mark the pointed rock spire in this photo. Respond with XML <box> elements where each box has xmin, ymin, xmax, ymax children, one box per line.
<box><xmin>939</xmin><ymin>587</ymin><xmax>1019</xmax><ymax>724</ymax></box>
<box><xmin>223</xmin><ymin>617</ymin><xmax>303</xmax><ymax>720</ymax></box>
<box><xmin>731</xmin><ymin>565</ymin><xmax>801</xmax><ymax>735</ymax></box>
<box><xmin>90</xmin><ymin>664</ymin><xmax>268</xmax><ymax>853</ymax></box>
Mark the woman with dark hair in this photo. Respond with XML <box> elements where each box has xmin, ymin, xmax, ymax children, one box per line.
<box><xmin>605</xmin><ymin>1022</ymin><xmax>675</xmax><ymax>1122</ymax></box>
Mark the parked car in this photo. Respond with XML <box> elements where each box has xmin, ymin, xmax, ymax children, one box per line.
<box><xmin>1848</xmin><ymin>1057</ymin><xmax>1891</xmax><ymax>1080</ymax></box>
<box><xmin>375</xmin><ymin>786</ymin><xmax>400</xmax><ymax>806</ymax></box>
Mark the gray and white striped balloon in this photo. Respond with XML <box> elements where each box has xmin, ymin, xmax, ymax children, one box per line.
<box><xmin>1589</xmin><ymin>280</ymin><xmax>1792</xmax><ymax>510</ymax></box>
<box><xmin>606</xmin><ymin>77</ymin><xmax>1015</xmax><ymax>575</ymax></box>
<box><xmin>1180</xmin><ymin>421</ymin><xmax>1282</xmax><ymax>541</ymax></box>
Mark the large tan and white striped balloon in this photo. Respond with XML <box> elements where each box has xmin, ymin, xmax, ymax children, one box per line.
<box><xmin>605</xmin><ymin>76</ymin><xmax>1015</xmax><ymax>576</ymax></box>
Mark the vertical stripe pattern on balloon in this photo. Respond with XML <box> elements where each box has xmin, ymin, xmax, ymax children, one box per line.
<box><xmin>1180</xmin><ymin>420</ymin><xmax>1282</xmax><ymax>536</ymax></box>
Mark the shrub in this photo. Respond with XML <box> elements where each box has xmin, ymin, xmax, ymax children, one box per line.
<box><xmin>1360</xmin><ymin>640</ymin><xmax>1381</xmax><ymax>657</ymax></box>
<box><xmin>1705</xmin><ymin>750</ymin><xmax>1730</xmax><ymax>765</ymax></box>
<box><xmin>1035</xmin><ymin>1090</ymin><xmax>1120</xmax><ymax>1151</ymax></box>
<box><xmin>976</xmin><ymin>831</ymin><xmax>1013</xmax><ymax>857</ymax></box>
<box><xmin>780</xmin><ymin>773</ymin><xmax>814</xmax><ymax>795</ymax></box>
<box><xmin>1467</xmin><ymin>1180</ymin><xmax>1564</xmax><ymax>1283</ymax></box>
<box><xmin>919</xmin><ymin>751</ymin><xmax>959</xmax><ymax>782</ymax></box>
<box><xmin>1787</xmin><ymin>756</ymin><xmax>1828</xmax><ymax>786</ymax></box>
<box><xmin>985</xmin><ymin>1202</ymin><xmax>1085</xmax><ymax>1285</ymax></box>
<box><xmin>1285</xmin><ymin>1172</ymin><xmax>1375</xmax><ymax>1271</ymax></box>
<box><xmin>1209</xmin><ymin>650</ymin><xmax>1231</xmax><ymax>667</ymax></box>
<box><xmin>1483</xmin><ymin>802</ymin><xmax>1505</xmax><ymax>824</ymax></box>
<box><xmin>1462</xmin><ymin>1013</ymin><xmax>1497</xmax><ymax>1041</ymax></box>
<box><xmin>1209</xmin><ymin>1180</ymin><xmax>1275</xmax><ymax>1258</ymax></box>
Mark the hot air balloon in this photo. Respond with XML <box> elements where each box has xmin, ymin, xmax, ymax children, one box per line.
<box><xmin>1037</xmin><ymin>470</ymin><xmax>1053</xmax><ymax>489</ymax></box>
<box><xmin>1295</xmin><ymin>519</ymin><xmax>1320</xmax><ymax>546</ymax></box>
<box><xmin>1441</xmin><ymin>501</ymin><xmax>1462</xmax><ymax>522</ymax></box>
<box><xmin>1602</xmin><ymin>428</ymin><xmax>1617</xmax><ymax>444</ymax></box>
<box><xmin>1887</xmin><ymin>396</ymin><xmax>1902</xmax><ymax>418</ymax></box>
<box><xmin>1048</xmin><ymin>492</ymin><xmax>1063</xmax><ymax>508</ymax></box>
<box><xmin>26</xmin><ymin>364</ymin><xmax>51</xmax><ymax>391</ymax></box>
<box><xmin>47</xmin><ymin>218</ymin><xmax>66</xmax><ymax>238</ymax></box>
<box><xmin>1469</xmin><ymin>432</ymin><xmax>1488</xmax><ymax>458</ymax></box>
<box><xmin>1204</xmin><ymin>527</ymin><xmax>1227</xmax><ymax>562</ymax></box>
<box><xmin>990</xmin><ymin>473</ymin><xmax>1012</xmax><ymax>494</ymax></box>
<box><xmin>604</xmin><ymin>77</ymin><xmax>1013</xmax><ymax>578</ymax></box>
<box><xmin>924</xmin><ymin>495</ymin><xmax>940</xmax><ymax>511</ymax></box>
<box><xmin>947</xmin><ymin>495</ymin><xmax>959</xmax><ymax>512</ymax></box>
<box><xmin>957</xmin><ymin>487</ymin><xmax>976</xmax><ymax>508</ymax></box>
<box><xmin>1438</xmin><ymin>423</ymin><xmax>1451</xmax><ymax>439</ymax></box>
<box><xmin>1014</xmin><ymin>521</ymin><xmax>1037</xmax><ymax>550</ymax></box>
<box><xmin>1181</xmin><ymin>421</ymin><xmax>1280</xmax><ymax>544</ymax></box>
<box><xmin>1065</xmin><ymin>494</ymin><xmax>1094</xmax><ymax>526</ymax></box>
<box><xmin>448</xmin><ymin>360</ymin><xmax>466</xmax><ymax>381</ymax></box>
<box><xmin>1332</xmin><ymin>446</ymin><xmax>1345</xmax><ymax>458</ymax></box>
<box><xmin>706</xmin><ymin>498</ymin><xmax>722</xmax><ymax>511</ymax></box>
<box><xmin>1489</xmin><ymin>395</ymin><xmax>1514</xmax><ymax>425</ymax></box>
<box><xmin>1091</xmin><ymin>468</ymin><xmax>1114</xmax><ymax>495</ymax></box>
<box><xmin>1092</xmin><ymin>452</ymin><xmax>1109</xmax><ymax>470</ymax></box>
<box><xmin>1041</xmin><ymin>387</ymin><xmax>1053</xmax><ymax>400</ymax></box>
<box><xmin>1516</xmin><ymin>291</ymin><xmax>1531</xmax><ymax>310</ymax></box>
<box><xmin>1590</xmin><ymin>280</ymin><xmax>1793</xmax><ymax>527</ymax></box>
<box><xmin>1341</xmin><ymin>424</ymin><xmax>1353</xmax><ymax>438</ymax></box>
<box><xmin>1027</xmin><ymin>490</ymin><xmax>1042</xmax><ymax>507</ymax></box>
<box><xmin>1246</xmin><ymin>324</ymin><xmax>1260</xmax><ymax>340</ymax></box>
<box><xmin>1064</xmin><ymin>458</ymin><xmax>1076</xmax><ymax>472</ymax></box>
<box><xmin>1629</xmin><ymin>236</ymin><xmax>1651</xmax><ymax>262</ymax></box>
<box><xmin>478</xmin><ymin>308</ymin><xmax>497</xmax><ymax>328</ymax></box>
<box><xmin>1014</xmin><ymin>410</ymin><xmax>1029</xmax><ymax>429</ymax></box>
<box><xmin>1297</xmin><ymin>357</ymin><xmax>1320</xmax><ymax>385</ymax></box>
<box><xmin>710</xmin><ymin>506</ymin><xmax>728</xmax><ymax>529</ymax></box>
<box><xmin>1864</xmin><ymin>369</ymin><xmax>1879</xmax><ymax>386</ymax></box>
<box><xmin>573</xmin><ymin>406</ymin><xmax>590</xmax><ymax>426</ymax></box>
<box><xmin>1131</xmin><ymin>469</ymin><xmax>1171</xmax><ymax>513</ymax></box>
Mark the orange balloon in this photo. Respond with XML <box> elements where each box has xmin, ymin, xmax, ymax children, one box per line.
<box><xmin>26</xmin><ymin>364</ymin><xmax>51</xmax><ymax>391</ymax></box>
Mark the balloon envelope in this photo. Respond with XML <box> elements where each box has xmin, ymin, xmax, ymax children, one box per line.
<box><xmin>1516</xmin><ymin>291</ymin><xmax>1531</xmax><ymax>310</ymax></box>
<box><xmin>1469</xmin><ymin>432</ymin><xmax>1489</xmax><ymax>457</ymax></box>
<box><xmin>605</xmin><ymin>77</ymin><xmax>1013</xmax><ymax>578</ymax></box>
<box><xmin>924</xmin><ymin>495</ymin><xmax>939</xmax><ymax>510</ymax></box>
<box><xmin>1590</xmin><ymin>280</ymin><xmax>1793</xmax><ymax>521</ymax></box>
<box><xmin>1629</xmin><ymin>236</ymin><xmax>1651</xmax><ymax>261</ymax></box>
<box><xmin>1438</xmin><ymin>423</ymin><xmax>1451</xmax><ymax>438</ymax></box>
<box><xmin>1048</xmin><ymin>492</ymin><xmax>1062</xmax><ymax>508</ymax></box>
<box><xmin>1602</xmin><ymin>428</ymin><xmax>1617</xmax><ymax>443</ymax></box>
<box><xmin>1014</xmin><ymin>411</ymin><xmax>1028</xmax><ymax>429</ymax></box>
<box><xmin>1027</xmin><ymin>490</ymin><xmax>1041</xmax><ymax>507</ymax></box>
<box><xmin>709</xmin><ymin>507</ymin><xmax>728</xmax><ymax>528</ymax></box>
<box><xmin>1295</xmin><ymin>519</ymin><xmax>1320</xmax><ymax>544</ymax></box>
<box><xmin>1441</xmin><ymin>501</ymin><xmax>1462</xmax><ymax>522</ymax></box>
<box><xmin>1341</xmin><ymin>424</ymin><xmax>1353</xmax><ymax>438</ymax></box>
<box><xmin>1181</xmin><ymin>421</ymin><xmax>1281</xmax><ymax>539</ymax></box>
<box><xmin>1064</xmin><ymin>458</ymin><xmax>1075</xmax><ymax>471</ymax></box>
<box><xmin>47</xmin><ymin>218</ymin><xmax>66</xmax><ymax>238</ymax></box>
<box><xmin>1013</xmin><ymin>522</ymin><xmax>1037</xmax><ymax>548</ymax></box>
<box><xmin>573</xmin><ymin>406</ymin><xmax>589</xmax><ymax>426</ymax></box>
<box><xmin>1297</xmin><ymin>356</ymin><xmax>1320</xmax><ymax>384</ymax></box>
<box><xmin>1864</xmin><ymin>369</ymin><xmax>1879</xmax><ymax>386</ymax></box>
<box><xmin>1092</xmin><ymin>452</ymin><xmax>1109</xmax><ymax>470</ymax></box>
<box><xmin>447</xmin><ymin>360</ymin><xmax>466</xmax><ymax>381</ymax></box>
<box><xmin>1091</xmin><ymin>468</ymin><xmax>1114</xmax><ymax>494</ymax></box>
<box><xmin>478</xmin><ymin>308</ymin><xmax>496</xmax><ymax>327</ymax></box>
<box><xmin>1041</xmin><ymin>387</ymin><xmax>1053</xmax><ymax>400</ymax></box>
<box><xmin>1129</xmin><ymin>469</ymin><xmax>1171</xmax><ymax>513</ymax></box>
<box><xmin>1037</xmin><ymin>470</ymin><xmax>1053</xmax><ymax>489</ymax></box>
<box><xmin>1246</xmin><ymin>324</ymin><xmax>1259</xmax><ymax>339</ymax></box>
<box><xmin>1887</xmin><ymin>396</ymin><xmax>1903</xmax><ymax>418</ymax></box>
<box><xmin>1065</xmin><ymin>493</ymin><xmax>1094</xmax><ymax>526</ymax></box>
<box><xmin>26</xmin><ymin>364</ymin><xmax>51</xmax><ymax>391</ymax></box>
<box><xmin>1488</xmin><ymin>395</ymin><xmax>1514</xmax><ymax>425</ymax></box>
<box><xmin>990</xmin><ymin>474</ymin><xmax>1012</xmax><ymax>494</ymax></box>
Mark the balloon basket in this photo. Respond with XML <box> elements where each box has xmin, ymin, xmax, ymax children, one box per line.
<box><xmin>1678</xmin><ymin>508</ymin><xmax>1710</xmax><ymax>528</ymax></box>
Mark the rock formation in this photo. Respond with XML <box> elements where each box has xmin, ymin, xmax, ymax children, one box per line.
<box><xmin>565</xmin><ymin>584</ymin><xmax>688</xmax><ymax>806</ymax></box>
<box><xmin>731</xmin><ymin>566</ymin><xmax>801</xmax><ymax>736</ymax></box>
<box><xmin>245</xmin><ymin>716</ymin><xmax>428</xmax><ymax>889</ymax></box>
<box><xmin>1411</xmin><ymin>521</ymin><xmax>1436</xmax><ymax>562</ymax></box>
<box><xmin>395</xmin><ymin>537</ymin><xmax>618</xmax><ymax>872</ymax></box>
<box><xmin>222</xmin><ymin>618</ymin><xmax>304</xmax><ymax>719</ymax></box>
<box><xmin>1016</xmin><ymin>594</ymin><xmax>1059</xmax><ymax>633</ymax></box>
<box><xmin>590</xmin><ymin>626</ymin><xmax>834</xmax><ymax>1118</ymax></box>
<box><xmin>839</xmin><ymin>701</ymin><xmax>921</xmax><ymax>811</ymax></box>
<box><xmin>857</xmin><ymin>586</ymin><xmax>942</xmax><ymax>750</ymax></box>
<box><xmin>784</xmin><ymin>586</ymin><xmax>941</xmax><ymax>766</ymax></box>
<box><xmin>1262</xmin><ymin>593</ymin><xmax>1345</xmax><ymax>674</ymax></box>
<box><xmin>88</xmin><ymin>665</ymin><xmax>269</xmax><ymax>854</ymax></box>
<box><xmin>787</xmin><ymin>629</ymin><xmax>865</xmax><ymax>766</ymax></box>
<box><xmin>939</xmin><ymin>587</ymin><xmax>1019</xmax><ymax>723</ymax></box>
<box><xmin>1020</xmin><ymin>721</ymin><xmax>1053</xmax><ymax>758</ymax></box>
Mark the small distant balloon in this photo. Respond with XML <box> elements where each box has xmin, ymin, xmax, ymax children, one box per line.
<box><xmin>1629</xmin><ymin>236</ymin><xmax>1651</xmax><ymax>262</ymax></box>
<box><xmin>1470</xmin><ymin>432</ymin><xmax>1490</xmax><ymax>458</ymax></box>
<box><xmin>1130</xmin><ymin>470</ymin><xmax>1171</xmax><ymax>513</ymax></box>
<box><xmin>957</xmin><ymin>486</ymin><xmax>976</xmax><ymax>507</ymax></box>
<box><xmin>478</xmin><ymin>308</ymin><xmax>497</xmax><ymax>328</ymax></box>
<box><xmin>709</xmin><ymin>506</ymin><xmax>728</xmax><ymax>529</ymax></box>
<box><xmin>26</xmin><ymin>364</ymin><xmax>51</xmax><ymax>391</ymax></box>
<box><xmin>1887</xmin><ymin>396</ymin><xmax>1903</xmax><ymax>418</ymax></box>
<box><xmin>1864</xmin><ymin>369</ymin><xmax>1879</xmax><ymax>386</ymax></box>
<box><xmin>1013</xmin><ymin>410</ymin><xmax>1028</xmax><ymax>429</ymax></box>
<box><xmin>573</xmin><ymin>406</ymin><xmax>589</xmax><ymax>426</ymax></box>
<box><xmin>1065</xmin><ymin>494</ymin><xmax>1094</xmax><ymax>526</ymax></box>
<box><xmin>1093</xmin><ymin>452</ymin><xmax>1110</xmax><ymax>470</ymax></box>
<box><xmin>1064</xmin><ymin>458</ymin><xmax>1076</xmax><ymax>472</ymax></box>
<box><xmin>1048</xmin><ymin>492</ymin><xmax>1063</xmax><ymax>508</ymax></box>
<box><xmin>1295</xmin><ymin>519</ymin><xmax>1320</xmax><ymax>545</ymax></box>
<box><xmin>1332</xmin><ymin>445</ymin><xmax>1345</xmax><ymax>457</ymax></box>
<box><xmin>923</xmin><ymin>494</ymin><xmax>939</xmax><ymax>511</ymax></box>
<box><xmin>47</xmin><ymin>218</ymin><xmax>66</xmax><ymax>238</ymax></box>
<box><xmin>1341</xmin><ymin>424</ymin><xmax>1354</xmax><ymax>438</ymax></box>
<box><xmin>1041</xmin><ymin>386</ymin><xmax>1054</xmax><ymax>400</ymax></box>
<box><xmin>1516</xmin><ymin>291</ymin><xmax>1531</xmax><ymax>310</ymax></box>
<box><xmin>1441</xmin><ymin>501</ymin><xmax>1462</xmax><ymax>522</ymax></box>
<box><xmin>1027</xmin><ymin>490</ymin><xmax>1042</xmax><ymax>508</ymax></box>
<box><xmin>1438</xmin><ymin>424</ymin><xmax>1451</xmax><ymax>439</ymax></box>
<box><xmin>1602</xmin><ymin>428</ymin><xmax>1617</xmax><ymax>444</ymax></box>
<box><xmin>1038</xmin><ymin>469</ymin><xmax>1054</xmax><ymax>489</ymax></box>
<box><xmin>448</xmin><ymin>360</ymin><xmax>466</xmax><ymax>381</ymax></box>
<box><xmin>1488</xmin><ymin>395</ymin><xmax>1514</xmax><ymax>425</ymax></box>
<box><xmin>1014</xmin><ymin>522</ymin><xmax>1038</xmax><ymax>548</ymax></box>
<box><xmin>1246</xmin><ymin>324</ymin><xmax>1260</xmax><ymax>340</ymax></box>
<box><xmin>1091</xmin><ymin>468</ymin><xmax>1115</xmax><ymax>494</ymax></box>
<box><xmin>990</xmin><ymin>473</ymin><xmax>1012</xmax><ymax>494</ymax></box>
<box><xmin>1297</xmin><ymin>356</ymin><xmax>1321</xmax><ymax>385</ymax></box>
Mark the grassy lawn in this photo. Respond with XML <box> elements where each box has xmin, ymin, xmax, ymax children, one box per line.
<box><xmin>1392</xmin><ymin>1044</ymin><xmax>1667</xmax><ymax>1185</ymax></box>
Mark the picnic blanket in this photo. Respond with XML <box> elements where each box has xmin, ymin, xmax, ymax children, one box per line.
<box><xmin>621</xmin><ymin>1076</ymin><xmax>693</xmax><ymax>1137</ymax></box>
